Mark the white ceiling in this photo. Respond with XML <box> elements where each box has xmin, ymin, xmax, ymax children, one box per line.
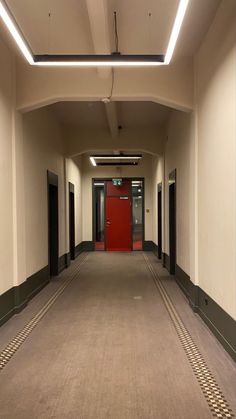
<box><xmin>51</xmin><ymin>101</ymin><xmax>171</xmax><ymax>128</ymax></box>
<box><xmin>5</xmin><ymin>0</ymin><xmax>220</xmax><ymax>57</ymax></box>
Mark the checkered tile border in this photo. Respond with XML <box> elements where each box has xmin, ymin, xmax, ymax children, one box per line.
<box><xmin>0</xmin><ymin>253</ymin><xmax>89</xmax><ymax>371</ymax></box>
<box><xmin>144</xmin><ymin>253</ymin><xmax>234</xmax><ymax>419</ymax></box>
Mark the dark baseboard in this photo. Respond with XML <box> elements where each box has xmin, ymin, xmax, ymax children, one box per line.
<box><xmin>163</xmin><ymin>252</ymin><xmax>170</xmax><ymax>271</ymax></box>
<box><xmin>175</xmin><ymin>264</ymin><xmax>198</xmax><ymax>311</ymax></box>
<box><xmin>82</xmin><ymin>241</ymin><xmax>95</xmax><ymax>251</ymax></box>
<box><xmin>58</xmin><ymin>253</ymin><xmax>69</xmax><ymax>273</ymax></box>
<box><xmin>75</xmin><ymin>242</ymin><xmax>84</xmax><ymax>257</ymax></box>
<box><xmin>197</xmin><ymin>288</ymin><xmax>236</xmax><ymax>362</ymax></box>
<box><xmin>153</xmin><ymin>251</ymin><xmax>236</xmax><ymax>362</ymax></box>
<box><xmin>0</xmin><ymin>265</ymin><xmax>49</xmax><ymax>328</ymax></box>
<box><xmin>143</xmin><ymin>241</ymin><xmax>156</xmax><ymax>251</ymax></box>
<box><xmin>0</xmin><ymin>242</ymin><xmax>93</xmax><ymax>329</ymax></box>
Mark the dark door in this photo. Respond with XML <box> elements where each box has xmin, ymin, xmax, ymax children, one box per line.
<box><xmin>106</xmin><ymin>180</ymin><xmax>131</xmax><ymax>251</ymax></box>
<box><xmin>169</xmin><ymin>179</ymin><xmax>176</xmax><ymax>274</ymax></box>
<box><xmin>158</xmin><ymin>185</ymin><xmax>162</xmax><ymax>259</ymax></box>
<box><xmin>48</xmin><ymin>182</ymin><xmax>59</xmax><ymax>276</ymax></box>
<box><xmin>69</xmin><ymin>190</ymin><xmax>75</xmax><ymax>260</ymax></box>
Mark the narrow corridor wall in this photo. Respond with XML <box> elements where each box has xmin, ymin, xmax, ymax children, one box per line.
<box><xmin>22</xmin><ymin>107</ymin><xmax>66</xmax><ymax>277</ymax></box>
<box><xmin>66</xmin><ymin>157</ymin><xmax>83</xmax><ymax>248</ymax></box>
<box><xmin>0</xmin><ymin>38</ymin><xmax>14</xmax><ymax>295</ymax></box>
<box><xmin>196</xmin><ymin>0</ymin><xmax>236</xmax><ymax>319</ymax></box>
<box><xmin>152</xmin><ymin>111</ymin><xmax>195</xmax><ymax>278</ymax></box>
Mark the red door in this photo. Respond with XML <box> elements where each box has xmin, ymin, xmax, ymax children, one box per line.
<box><xmin>106</xmin><ymin>180</ymin><xmax>131</xmax><ymax>251</ymax></box>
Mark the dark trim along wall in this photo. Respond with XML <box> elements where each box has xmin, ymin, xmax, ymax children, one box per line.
<box><xmin>0</xmin><ymin>241</ymin><xmax>94</xmax><ymax>328</ymax></box>
<box><xmin>147</xmin><ymin>241</ymin><xmax>236</xmax><ymax>362</ymax></box>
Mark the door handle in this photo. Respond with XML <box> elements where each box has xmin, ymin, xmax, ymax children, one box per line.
<box><xmin>106</xmin><ymin>220</ymin><xmax>111</xmax><ymax>225</ymax></box>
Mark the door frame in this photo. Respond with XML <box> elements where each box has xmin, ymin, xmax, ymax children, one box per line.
<box><xmin>69</xmin><ymin>182</ymin><xmax>75</xmax><ymax>260</ymax></box>
<box><xmin>169</xmin><ymin>169</ymin><xmax>176</xmax><ymax>274</ymax></box>
<box><xmin>47</xmin><ymin>170</ymin><xmax>59</xmax><ymax>277</ymax></box>
<box><xmin>157</xmin><ymin>182</ymin><xmax>162</xmax><ymax>259</ymax></box>
<box><xmin>92</xmin><ymin>177</ymin><xmax>145</xmax><ymax>251</ymax></box>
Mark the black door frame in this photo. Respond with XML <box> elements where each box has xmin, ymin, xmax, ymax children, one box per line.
<box><xmin>169</xmin><ymin>169</ymin><xmax>176</xmax><ymax>274</ymax></box>
<box><xmin>157</xmin><ymin>182</ymin><xmax>162</xmax><ymax>259</ymax></box>
<box><xmin>69</xmin><ymin>182</ymin><xmax>75</xmax><ymax>260</ymax></box>
<box><xmin>47</xmin><ymin>170</ymin><xmax>59</xmax><ymax>277</ymax></box>
<box><xmin>92</xmin><ymin>178</ymin><xmax>145</xmax><ymax>251</ymax></box>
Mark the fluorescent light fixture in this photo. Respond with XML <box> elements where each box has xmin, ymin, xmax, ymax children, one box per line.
<box><xmin>94</xmin><ymin>183</ymin><xmax>104</xmax><ymax>186</ymax></box>
<box><xmin>33</xmin><ymin>55</ymin><xmax>165</xmax><ymax>67</ymax></box>
<box><xmin>0</xmin><ymin>0</ymin><xmax>34</xmax><ymax>64</ymax></box>
<box><xmin>90</xmin><ymin>157</ymin><xmax>97</xmax><ymax>167</ymax></box>
<box><xmin>165</xmin><ymin>0</ymin><xmax>189</xmax><ymax>64</ymax></box>
<box><xmin>93</xmin><ymin>156</ymin><xmax>142</xmax><ymax>160</ymax></box>
<box><xmin>90</xmin><ymin>155</ymin><xmax>142</xmax><ymax>167</ymax></box>
<box><xmin>0</xmin><ymin>0</ymin><xmax>189</xmax><ymax>67</ymax></box>
<box><xmin>34</xmin><ymin>60</ymin><xmax>164</xmax><ymax>67</ymax></box>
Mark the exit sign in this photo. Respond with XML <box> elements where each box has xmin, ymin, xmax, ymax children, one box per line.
<box><xmin>112</xmin><ymin>178</ymin><xmax>122</xmax><ymax>186</ymax></box>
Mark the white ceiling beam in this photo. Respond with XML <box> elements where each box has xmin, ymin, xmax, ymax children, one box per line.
<box><xmin>85</xmin><ymin>0</ymin><xmax>119</xmax><ymax>137</ymax></box>
<box><xmin>85</xmin><ymin>0</ymin><xmax>111</xmax><ymax>78</ymax></box>
<box><xmin>104</xmin><ymin>101</ymin><xmax>119</xmax><ymax>138</ymax></box>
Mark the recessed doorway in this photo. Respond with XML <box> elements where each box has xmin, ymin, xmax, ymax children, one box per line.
<box><xmin>69</xmin><ymin>182</ymin><xmax>75</xmax><ymax>260</ymax></box>
<box><xmin>169</xmin><ymin>170</ymin><xmax>176</xmax><ymax>274</ymax></box>
<box><xmin>93</xmin><ymin>178</ymin><xmax>144</xmax><ymax>251</ymax></box>
<box><xmin>157</xmin><ymin>183</ymin><xmax>162</xmax><ymax>259</ymax></box>
<box><xmin>47</xmin><ymin>171</ymin><xmax>59</xmax><ymax>277</ymax></box>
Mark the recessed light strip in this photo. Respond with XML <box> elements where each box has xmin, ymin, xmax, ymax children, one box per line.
<box><xmin>33</xmin><ymin>54</ymin><xmax>165</xmax><ymax>67</ymax></box>
<box><xmin>165</xmin><ymin>0</ymin><xmax>189</xmax><ymax>64</ymax></box>
<box><xmin>90</xmin><ymin>157</ymin><xmax>97</xmax><ymax>167</ymax></box>
<box><xmin>0</xmin><ymin>0</ymin><xmax>34</xmax><ymax>64</ymax></box>
<box><xmin>92</xmin><ymin>156</ymin><xmax>142</xmax><ymax>160</ymax></box>
<box><xmin>0</xmin><ymin>0</ymin><xmax>189</xmax><ymax>67</ymax></box>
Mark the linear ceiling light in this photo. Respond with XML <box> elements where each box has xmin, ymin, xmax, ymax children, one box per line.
<box><xmin>165</xmin><ymin>0</ymin><xmax>189</xmax><ymax>64</ymax></box>
<box><xmin>0</xmin><ymin>0</ymin><xmax>189</xmax><ymax>67</ymax></box>
<box><xmin>90</xmin><ymin>157</ymin><xmax>97</xmax><ymax>166</ymax></box>
<box><xmin>93</xmin><ymin>155</ymin><xmax>142</xmax><ymax>160</ymax></box>
<box><xmin>89</xmin><ymin>155</ymin><xmax>142</xmax><ymax>166</ymax></box>
<box><xmin>0</xmin><ymin>1</ymin><xmax>34</xmax><ymax>64</ymax></box>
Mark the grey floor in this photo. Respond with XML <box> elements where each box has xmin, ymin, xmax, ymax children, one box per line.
<box><xmin>0</xmin><ymin>252</ymin><xmax>235</xmax><ymax>419</ymax></box>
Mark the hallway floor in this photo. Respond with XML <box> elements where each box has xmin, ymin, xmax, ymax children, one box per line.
<box><xmin>0</xmin><ymin>252</ymin><xmax>235</xmax><ymax>419</ymax></box>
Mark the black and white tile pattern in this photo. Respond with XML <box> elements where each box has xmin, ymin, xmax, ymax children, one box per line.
<box><xmin>0</xmin><ymin>253</ymin><xmax>89</xmax><ymax>371</ymax></box>
<box><xmin>144</xmin><ymin>253</ymin><xmax>234</xmax><ymax>419</ymax></box>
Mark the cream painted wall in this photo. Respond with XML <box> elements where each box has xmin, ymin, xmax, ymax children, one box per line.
<box><xmin>196</xmin><ymin>0</ymin><xmax>236</xmax><ymax>319</ymax></box>
<box><xmin>152</xmin><ymin>111</ymin><xmax>194</xmax><ymax>277</ymax></box>
<box><xmin>79</xmin><ymin>153</ymin><xmax>154</xmax><ymax>242</ymax></box>
<box><xmin>22</xmin><ymin>107</ymin><xmax>67</xmax><ymax>277</ymax></box>
<box><xmin>16</xmin><ymin>58</ymin><xmax>194</xmax><ymax>112</ymax></box>
<box><xmin>0</xmin><ymin>38</ymin><xmax>14</xmax><ymax>294</ymax></box>
<box><xmin>64</xmin><ymin>126</ymin><xmax>165</xmax><ymax>157</ymax></box>
<box><xmin>66</xmin><ymin>157</ymin><xmax>83</xmax><ymax>247</ymax></box>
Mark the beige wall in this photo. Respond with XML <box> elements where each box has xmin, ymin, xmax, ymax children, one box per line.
<box><xmin>79</xmin><ymin>153</ymin><xmax>154</xmax><ymax>242</ymax></box>
<box><xmin>152</xmin><ymin>111</ymin><xmax>194</xmax><ymax>277</ymax></box>
<box><xmin>196</xmin><ymin>0</ymin><xmax>236</xmax><ymax>319</ymax></box>
<box><xmin>0</xmin><ymin>38</ymin><xmax>14</xmax><ymax>294</ymax></box>
<box><xmin>16</xmin><ymin>58</ymin><xmax>194</xmax><ymax>112</ymax></box>
<box><xmin>67</xmin><ymin>157</ymin><xmax>83</xmax><ymax>247</ymax></box>
<box><xmin>22</xmin><ymin>107</ymin><xmax>66</xmax><ymax>277</ymax></box>
<box><xmin>64</xmin><ymin>126</ymin><xmax>165</xmax><ymax>157</ymax></box>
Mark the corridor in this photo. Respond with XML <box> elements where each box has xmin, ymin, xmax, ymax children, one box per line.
<box><xmin>0</xmin><ymin>252</ymin><xmax>235</xmax><ymax>419</ymax></box>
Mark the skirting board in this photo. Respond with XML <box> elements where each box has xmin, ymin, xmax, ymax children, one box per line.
<box><xmin>0</xmin><ymin>265</ymin><xmax>49</xmax><ymax>327</ymax></box>
<box><xmin>159</xmin><ymin>249</ymin><xmax>236</xmax><ymax>362</ymax></box>
<box><xmin>0</xmin><ymin>241</ymin><xmax>93</xmax><ymax>329</ymax></box>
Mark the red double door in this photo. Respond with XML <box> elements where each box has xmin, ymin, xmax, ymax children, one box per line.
<box><xmin>106</xmin><ymin>180</ymin><xmax>131</xmax><ymax>251</ymax></box>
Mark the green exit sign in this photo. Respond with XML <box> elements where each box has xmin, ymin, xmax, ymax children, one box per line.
<box><xmin>112</xmin><ymin>178</ymin><xmax>122</xmax><ymax>186</ymax></box>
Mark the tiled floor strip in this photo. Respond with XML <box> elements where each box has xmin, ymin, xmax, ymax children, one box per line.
<box><xmin>143</xmin><ymin>253</ymin><xmax>234</xmax><ymax>419</ymax></box>
<box><xmin>0</xmin><ymin>253</ymin><xmax>89</xmax><ymax>371</ymax></box>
